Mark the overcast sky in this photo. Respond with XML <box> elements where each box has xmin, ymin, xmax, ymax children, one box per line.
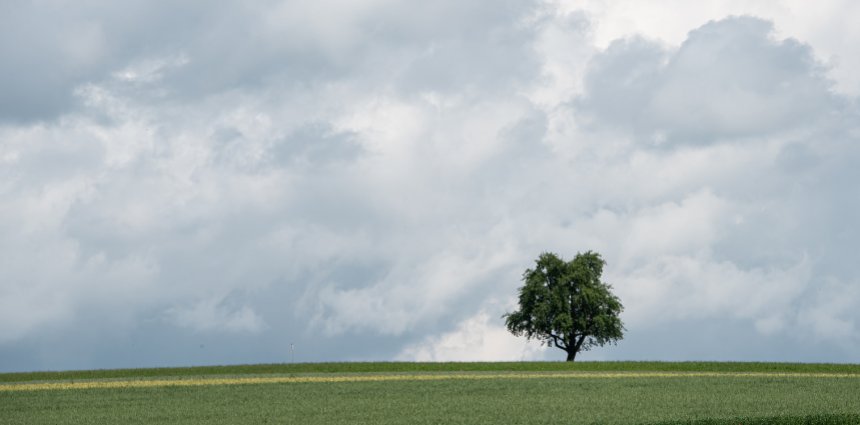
<box><xmin>2</xmin><ymin>1</ymin><xmax>860</xmax><ymax>372</ymax></box>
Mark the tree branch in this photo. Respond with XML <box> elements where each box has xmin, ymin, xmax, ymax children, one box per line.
<box><xmin>548</xmin><ymin>333</ymin><xmax>567</xmax><ymax>349</ymax></box>
<box><xmin>574</xmin><ymin>334</ymin><xmax>586</xmax><ymax>353</ymax></box>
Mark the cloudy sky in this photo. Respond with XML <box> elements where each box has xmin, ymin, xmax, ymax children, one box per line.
<box><xmin>2</xmin><ymin>0</ymin><xmax>859</xmax><ymax>372</ymax></box>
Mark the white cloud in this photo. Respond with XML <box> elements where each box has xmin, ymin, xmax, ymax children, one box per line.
<box><xmin>397</xmin><ymin>310</ymin><xmax>548</xmax><ymax>361</ymax></box>
<box><xmin>112</xmin><ymin>54</ymin><xmax>189</xmax><ymax>84</ymax></box>
<box><xmin>316</xmin><ymin>237</ymin><xmax>522</xmax><ymax>336</ymax></box>
<box><xmin>615</xmin><ymin>255</ymin><xmax>811</xmax><ymax>328</ymax></box>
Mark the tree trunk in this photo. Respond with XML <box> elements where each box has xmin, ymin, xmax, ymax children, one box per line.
<box><xmin>566</xmin><ymin>349</ymin><xmax>577</xmax><ymax>362</ymax></box>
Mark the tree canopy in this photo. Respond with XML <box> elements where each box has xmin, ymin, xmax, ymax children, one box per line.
<box><xmin>504</xmin><ymin>251</ymin><xmax>624</xmax><ymax>361</ymax></box>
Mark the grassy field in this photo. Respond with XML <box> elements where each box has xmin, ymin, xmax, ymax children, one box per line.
<box><xmin>2</xmin><ymin>362</ymin><xmax>860</xmax><ymax>424</ymax></box>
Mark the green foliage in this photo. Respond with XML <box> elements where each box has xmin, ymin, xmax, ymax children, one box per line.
<box><xmin>504</xmin><ymin>251</ymin><xmax>624</xmax><ymax>360</ymax></box>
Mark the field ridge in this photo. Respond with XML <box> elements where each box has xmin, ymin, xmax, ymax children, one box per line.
<box><xmin>4</xmin><ymin>361</ymin><xmax>860</xmax><ymax>383</ymax></box>
<box><xmin>3</xmin><ymin>370</ymin><xmax>860</xmax><ymax>392</ymax></box>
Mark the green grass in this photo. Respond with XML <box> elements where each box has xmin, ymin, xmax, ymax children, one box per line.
<box><xmin>649</xmin><ymin>414</ymin><xmax>860</xmax><ymax>424</ymax></box>
<box><xmin>2</xmin><ymin>362</ymin><xmax>859</xmax><ymax>424</ymax></box>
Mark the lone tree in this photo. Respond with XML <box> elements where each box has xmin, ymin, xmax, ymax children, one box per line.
<box><xmin>504</xmin><ymin>251</ymin><xmax>624</xmax><ymax>361</ymax></box>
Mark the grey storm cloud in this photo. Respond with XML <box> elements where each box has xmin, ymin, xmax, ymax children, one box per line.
<box><xmin>0</xmin><ymin>0</ymin><xmax>539</xmax><ymax>123</ymax></box>
<box><xmin>0</xmin><ymin>1</ymin><xmax>209</xmax><ymax>122</ymax></box>
<box><xmin>576</xmin><ymin>17</ymin><xmax>837</xmax><ymax>145</ymax></box>
<box><xmin>1</xmin><ymin>2</ymin><xmax>859</xmax><ymax>372</ymax></box>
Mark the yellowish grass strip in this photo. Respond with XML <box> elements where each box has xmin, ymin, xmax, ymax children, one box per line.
<box><xmin>2</xmin><ymin>371</ymin><xmax>859</xmax><ymax>392</ymax></box>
